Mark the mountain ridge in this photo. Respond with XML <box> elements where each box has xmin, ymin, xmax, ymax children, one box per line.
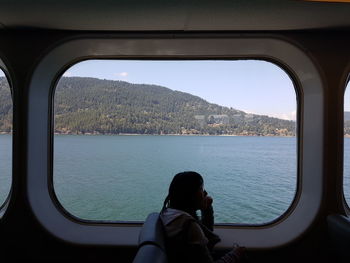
<box><xmin>0</xmin><ymin>76</ymin><xmax>297</xmax><ymax>136</ymax></box>
<box><xmin>53</xmin><ymin>77</ymin><xmax>296</xmax><ymax>136</ymax></box>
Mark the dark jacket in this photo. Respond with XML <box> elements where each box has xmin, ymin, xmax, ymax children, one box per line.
<box><xmin>160</xmin><ymin>208</ymin><xmax>240</xmax><ymax>263</ymax></box>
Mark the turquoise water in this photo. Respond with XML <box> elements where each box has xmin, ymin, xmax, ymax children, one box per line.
<box><xmin>53</xmin><ymin>135</ymin><xmax>297</xmax><ymax>224</ymax></box>
<box><xmin>0</xmin><ymin>134</ymin><xmax>11</xmax><ymax>207</ymax></box>
<box><xmin>1</xmin><ymin>135</ymin><xmax>349</xmax><ymax>223</ymax></box>
<box><xmin>344</xmin><ymin>138</ymin><xmax>350</xmax><ymax>205</ymax></box>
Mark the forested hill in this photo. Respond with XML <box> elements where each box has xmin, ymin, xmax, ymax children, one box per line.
<box><xmin>0</xmin><ymin>77</ymin><xmax>12</xmax><ymax>132</ymax></box>
<box><xmin>54</xmin><ymin>77</ymin><xmax>296</xmax><ymax>136</ymax></box>
<box><xmin>0</xmin><ymin>76</ymin><xmax>296</xmax><ymax>136</ymax></box>
<box><xmin>344</xmin><ymin>112</ymin><xmax>350</xmax><ymax>136</ymax></box>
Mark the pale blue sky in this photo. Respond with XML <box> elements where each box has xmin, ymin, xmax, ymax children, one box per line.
<box><xmin>2</xmin><ymin>63</ymin><xmax>350</xmax><ymax>117</ymax></box>
<box><xmin>344</xmin><ymin>83</ymin><xmax>350</xmax><ymax>112</ymax></box>
<box><xmin>63</xmin><ymin>60</ymin><xmax>297</xmax><ymax>120</ymax></box>
<box><xmin>1</xmin><ymin>61</ymin><xmax>301</xmax><ymax>119</ymax></box>
<box><xmin>2</xmin><ymin>64</ymin><xmax>350</xmax><ymax>116</ymax></box>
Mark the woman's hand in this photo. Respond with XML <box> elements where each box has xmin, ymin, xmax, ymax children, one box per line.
<box><xmin>197</xmin><ymin>189</ymin><xmax>213</xmax><ymax>211</ymax></box>
<box><xmin>200</xmin><ymin>194</ymin><xmax>214</xmax><ymax>230</ymax></box>
<box><xmin>200</xmin><ymin>193</ymin><xmax>213</xmax><ymax>212</ymax></box>
<box><xmin>204</xmin><ymin>195</ymin><xmax>213</xmax><ymax>209</ymax></box>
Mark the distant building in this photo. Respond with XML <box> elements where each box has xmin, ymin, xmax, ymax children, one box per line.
<box><xmin>207</xmin><ymin>114</ymin><xmax>229</xmax><ymax>125</ymax></box>
<box><xmin>195</xmin><ymin>114</ymin><xmax>229</xmax><ymax>126</ymax></box>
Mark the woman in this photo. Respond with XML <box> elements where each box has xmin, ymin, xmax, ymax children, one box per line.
<box><xmin>160</xmin><ymin>171</ymin><xmax>245</xmax><ymax>263</ymax></box>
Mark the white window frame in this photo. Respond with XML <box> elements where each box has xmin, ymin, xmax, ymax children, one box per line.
<box><xmin>27</xmin><ymin>37</ymin><xmax>323</xmax><ymax>249</ymax></box>
<box><xmin>343</xmin><ymin>77</ymin><xmax>350</xmax><ymax>214</ymax></box>
<box><xmin>0</xmin><ymin>61</ymin><xmax>12</xmax><ymax>218</ymax></box>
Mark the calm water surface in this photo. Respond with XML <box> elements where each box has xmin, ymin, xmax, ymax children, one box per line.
<box><xmin>53</xmin><ymin>135</ymin><xmax>297</xmax><ymax>224</ymax></box>
<box><xmin>0</xmin><ymin>134</ymin><xmax>11</xmax><ymax>207</ymax></box>
<box><xmin>2</xmin><ymin>135</ymin><xmax>349</xmax><ymax>223</ymax></box>
<box><xmin>343</xmin><ymin>138</ymin><xmax>350</xmax><ymax>205</ymax></box>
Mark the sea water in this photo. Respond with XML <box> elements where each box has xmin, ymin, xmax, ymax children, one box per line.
<box><xmin>1</xmin><ymin>135</ymin><xmax>349</xmax><ymax>224</ymax></box>
<box><xmin>53</xmin><ymin>135</ymin><xmax>297</xmax><ymax>224</ymax></box>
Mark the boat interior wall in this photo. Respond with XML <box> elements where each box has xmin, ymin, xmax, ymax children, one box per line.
<box><xmin>1</xmin><ymin>1</ymin><xmax>350</xmax><ymax>31</ymax></box>
<box><xmin>327</xmin><ymin>214</ymin><xmax>350</xmax><ymax>263</ymax></box>
<box><xmin>0</xmin><ymin>29</ymin><xmax>349</xmax><ymax>262</ymax></box>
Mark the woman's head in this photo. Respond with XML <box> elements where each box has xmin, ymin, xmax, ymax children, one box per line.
<box><xmin>163</xmin><ymin>171</ymin><xmax>207</xmax><ymax>216</ymax></box>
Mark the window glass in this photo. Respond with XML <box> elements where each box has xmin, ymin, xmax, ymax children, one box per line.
<box><xmin>53</xmin><ymin>60</ymin><xmax>297</xmax><ymax>224</ymax></box>
<box><xmin>344</xmin><ymin>81</ymin><xmax>350</xmax><ymax>205</ymax></box>
<box><xmin>0</xmin><ymin>69</ymin><xmax>12</xmax><ymax>208</ymax></box>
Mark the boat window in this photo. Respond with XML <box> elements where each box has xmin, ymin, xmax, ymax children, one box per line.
<box><xmin>0</xmin><ymin>69</ymin><xmax>12</xmax><ymax>209</ymax></box>
<box><xmin>344</xmin><ymin>81</ymin><xmax>350</xmax><ymax>206</ymax></box>
<box><xmin>53</xmin><ymin>59</ymin><xmax>297</xmax><ymax>224</ymax></box>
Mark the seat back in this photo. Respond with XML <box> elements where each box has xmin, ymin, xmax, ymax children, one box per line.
<box><xmin>133</xmin><ymin>212</ymin><xmax>168</xmax><ymax>263</ymax></box>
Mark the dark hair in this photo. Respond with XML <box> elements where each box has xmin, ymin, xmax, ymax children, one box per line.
<box><xmin>162</xmin><ymin>171</ymin><xmax>204</xmax><ymax>218</ymax></box>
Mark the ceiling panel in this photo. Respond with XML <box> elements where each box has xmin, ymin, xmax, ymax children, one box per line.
<box><xmin>0</xmin><ymin>0</ymin><xmax>349</xmax><ymax>31</ymax></box>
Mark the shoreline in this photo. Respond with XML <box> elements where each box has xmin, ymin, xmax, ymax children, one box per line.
<box><xmin>0</xmin><ymin>131</ymin><xmax>299</xmax><ymax>137</ymax></box>
<box><xmin>6</xmin><ymin>132</ymin><xmax>350</xmax><ymax>138</ymax></box>
<box><xmin>7</xmin><ymin>131</ymin><xmax>350</xmax><ymax>138</ymax></box>
<box><xmin>53</xmin><ymin>132</ymin><xmax>296</xmax><ymax>137</ymax></box>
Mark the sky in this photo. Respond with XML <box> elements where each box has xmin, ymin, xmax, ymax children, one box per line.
<box><xmin>63</xmin><ymin>60</ymin><xmax>297</xmax><ymax>120</ymax></box>
<box><xmin>2</xmin><ymin>62</ymin><xmax>350</xmax><ymax>118</ymax></box>
<box><xmin>345</xmin><ymin>84</ymin><xmax>350</xmax><ymax>112</ymax></box>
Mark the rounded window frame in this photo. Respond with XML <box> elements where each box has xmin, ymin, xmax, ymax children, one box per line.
<box><xmin>27</xmin><ymin>36</ymin><xmax>323</xmax><ymax>248</ymax></box>
<box><xmin>343</xmin><ymin>74</ymin><xmax>350</xmax><ymax>214</ymax></box>
<box><xmin>52</xmin><ymin>57</ymin><xmax>298</xmax><ymax>226</ymax></box>
<box><xmin>0</xmin><ymin>59</ymin><xmax>13</xmax><ymax>219</ymax></box>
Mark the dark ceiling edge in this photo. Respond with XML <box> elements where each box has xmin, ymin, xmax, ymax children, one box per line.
<box><xmin>1</xmin><ymin>27</ymin><xmax>350</xmax><ymax>35</ymax></box>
